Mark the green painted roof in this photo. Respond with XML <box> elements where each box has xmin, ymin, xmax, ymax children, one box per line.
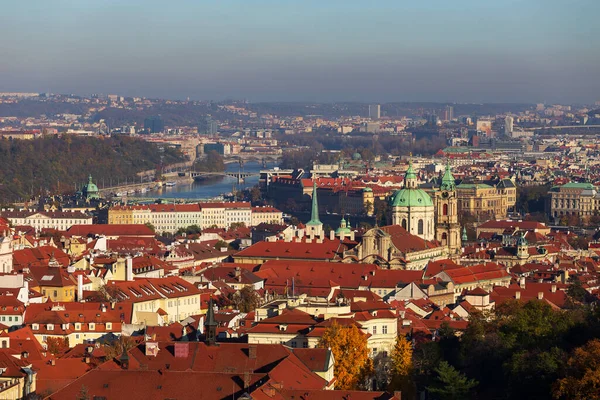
<box><xmin>362</xmin><ymin>187</ymin><xmax>373</xmax><ymax>192</ymax></box>
<box><xmin>390</xmin><ymin>188</ymin><xmax>433</xmax><ymax>207</ymax></box>
<box><xmin>457</xmin><ymin>183</ymin><xmax>493</xmax><ymax>189</ymax></box>
<box><xmin>552</xmin><ymin>182</ymin><xmax>596</xmax><ymax>190</ymax></box>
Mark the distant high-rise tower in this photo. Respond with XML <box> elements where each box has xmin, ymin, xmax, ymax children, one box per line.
<box><xmin>369</xmin><ymin>104</ymin><xmax>381</xmax><ymax>120</ymax></box>
<box><xmin>443</xmin><ymin>105</ymin><xmax>454</xmax><ymax>121</ymax></box>
<box><xmin>505</xmin><ymin>116</ymin><xmax>514</xmax><ymax>136</ymax></box>
<box><xmin>144</xmin><ymin>116</ymin><xmax>164</xmax><ymax>133</ymax></box>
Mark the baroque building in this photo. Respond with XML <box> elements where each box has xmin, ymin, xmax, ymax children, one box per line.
<box><xmin>389</xmin><ymin>162</ymin><xmax>435</xmax><ymax>241</ymax></box>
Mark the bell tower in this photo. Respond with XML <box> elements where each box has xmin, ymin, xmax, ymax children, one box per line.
<box><xmin>435</xmin><ymin>161</ymin><xmax>461</xmax><ymax>254</ymax></box>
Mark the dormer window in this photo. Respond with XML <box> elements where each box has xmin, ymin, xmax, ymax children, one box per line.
<box><xmin>32</xmin><ymin>324</ymin><xmax>39</xmax><ymax>330</ymax></box>
<box><xmin>47</xmin><ymin>324</ymin><xmax>54</xmax><ymax>331</ymax></box>
<box><xmin>89</xmin><ymin>323</ymin><xmax>95</xmax><ymax>330</ymax></box>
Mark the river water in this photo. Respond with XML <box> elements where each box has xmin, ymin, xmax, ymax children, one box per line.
<box><xmin>136</xmin><ymin>161</ymin><xmax>275</xmax><ymax>200</ymax></box>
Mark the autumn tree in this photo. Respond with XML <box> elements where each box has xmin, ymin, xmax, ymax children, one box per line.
<box><xmin>46</xmin><ymin>337</ymin><xmax>69</xmax><ymax>356</ymax></box>
<box><xmin>230</xmin><ymin>286</ymin><xmax>260</xmax><ymax>313</ymax></box>
<box><xmin>389</xmin><ymin>335</ymin><xmax>415</xmax><ymax>397</ymax></box>
<box><xmin>102</xmin><ymin>336</ymin><xmax>138</xmax><ymax>359</ymax></box>
<box><xmin>319</xmin><ymin>322</ymin><xmax>372</xmax><ymax>390</ymax></box>
<box><xmin>427</xmin><ymin>361</ymin><xmax>478</xmax><ymax>400</ymax></box>
<box><xmin>553</xmin><ymin>339</ymin><xmax>600</xmax><ymax>400</ymax></box>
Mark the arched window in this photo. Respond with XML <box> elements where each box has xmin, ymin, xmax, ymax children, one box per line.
<box><xmin>442</xmin><ymin>232</ymin><xmax>448</xmax><ymax>241</ymax></box>
<box><xmin>443</xmin><ymin>204</ymin><xmax>448</xmax><ymax>216</ymax></box>
<box><xmin>401</xmin><ymin>219</ymin><xmax>407</xmax><ymax>229</ymax></box>
<box><xmin>418</xmin><ymin>219</ymin><xmax>424</xmax><ymax>235</ymax></box>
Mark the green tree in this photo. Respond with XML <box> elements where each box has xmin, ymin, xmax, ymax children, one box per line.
<box><xmin>76</xmin><ymin>385</ymin><xmax>90</xmax><ymax>400</ymax></box>
<box><xmin>427</xmin><ymin>361</ymin><xmax>478</xmax><ymax>400</ymax></box>
<box><xmin>144</xmin><ymin>222</ymin><xmax>156</xmax><ymax>233</ymax></box>
<box><xmin>194</xmin><ymin>150</ymin><xmax>225</xmax><ymax>172</ymax></box>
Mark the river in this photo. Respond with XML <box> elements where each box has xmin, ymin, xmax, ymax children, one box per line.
<box><xmin>135</xmin><ymin>161</ymin><xmax>275</xmax><ymax>200</ymax></box>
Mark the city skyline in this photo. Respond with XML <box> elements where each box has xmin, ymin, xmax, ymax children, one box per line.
<box><xmin>1</xmin><ymin>0</ymin><xmax>599</xmax><ymax>103</ymax></box>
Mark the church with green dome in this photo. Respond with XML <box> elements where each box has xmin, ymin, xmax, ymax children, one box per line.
<box><xmin>389</xmin><ymin>161</ymin><xmax>435</xmax><ymax>241</ymax></box>
<box><xmin>82</xmin><ymin>175</ymin><xmax>100</xmax><ymax>201</ymax></box>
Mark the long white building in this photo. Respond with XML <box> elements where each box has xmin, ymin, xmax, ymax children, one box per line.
<box><xmin>108</xmin><ymin>202</ymin><xmax>283</xmax><ymax>233</ymax></box>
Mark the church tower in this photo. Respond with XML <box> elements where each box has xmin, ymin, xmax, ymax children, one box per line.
<box><xmin>305</xmin><ymin>181</ymin><xmax>324</xmax><ymax>239</ymax></box>
<box><xmin>435</xmin><ymin>161</ymin><xmax>461</xmax><ymax>254</ymax></box>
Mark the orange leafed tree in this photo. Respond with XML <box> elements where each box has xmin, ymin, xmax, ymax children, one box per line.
<box><xmin>319</xmin><ymin>322</ymin><xmax>372</xmax><ymax>390</ymax></box>
<box><xmin>553</xmin><ymin>339</ymin><xmax>600</xmax><ymax>399</ymax></box>
<box><xmin>46</xmin><ymin>337</ymin><xmax>69</xmax><ymax>356</ymax></box>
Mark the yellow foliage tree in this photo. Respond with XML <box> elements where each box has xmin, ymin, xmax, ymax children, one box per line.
<box><xmin>553</xmin><ymin>339</ymin><xmax>600</xmax><ymax>400</ymax></box>
<box><xmin>319</xmin><ymin>321</ymin><xmax>373</xmax><ymax>390</ymax></box>
<box><xmin>391</xmin><ymin>335</ymin><xmax>413</xmax><ymax>376</ymax></box>
<box><xmin>390</xmin><ymin>335</ymin><xmax>416</xmax><ymax>399</ymax></box>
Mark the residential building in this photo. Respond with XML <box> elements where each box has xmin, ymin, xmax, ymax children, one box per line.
<box><xmin>105</xmin><ymin>277</ymin><xmax>205</xmax><ymax>325</ymax></box>
<box><xmin>24</xmin><ymin>302</ymin><xmax>124</xmax><ymax>347</ymax></box>
<box><xmin>0</xmin><ymin>210</ymin><xmax>92</xmax><ymax>232</ymax></box>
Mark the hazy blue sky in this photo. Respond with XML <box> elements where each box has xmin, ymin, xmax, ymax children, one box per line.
<box><xmin>1</xmin><ymin>0</ymin><xmax>598</xmax><ymax>103</ymax></box>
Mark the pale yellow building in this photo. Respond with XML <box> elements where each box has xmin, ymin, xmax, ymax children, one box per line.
<box><xmin>455</xmin><ymin>179</ymin><xmax>516</xmax><ymax>218</ymax></box>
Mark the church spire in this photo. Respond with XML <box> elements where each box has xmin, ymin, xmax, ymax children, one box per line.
<box><xmin>204</xmin><ymin>298</ymin><xmax>218</xmax><ymax>346</ymax></box>
<box><xmin>306</xmin><ymin>181</ymin><xmax>322</xmax><ymax>226</ymax></box>
<box><xmin>440</xmin><ymin>160</ymin><xmax>456</xmax><ymax>191</ymax></box>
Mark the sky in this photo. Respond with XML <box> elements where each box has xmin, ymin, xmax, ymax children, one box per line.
<box><xmin>0</xmin><ymin>0</ymin><xmax>599</xmax><ymax>104</ymax></box>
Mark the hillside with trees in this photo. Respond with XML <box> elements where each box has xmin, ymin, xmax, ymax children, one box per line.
<box><xmin>0</xmin><ymin>135</ymin><xmax>184</xmax><ymax>202</ymax></box>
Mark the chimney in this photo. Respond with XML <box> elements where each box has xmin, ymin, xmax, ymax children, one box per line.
<box><xmin>23</xmin><ymin>281</ymin><xmax>29</xmax><ymax>305</ymax></box>
<box><xmin>537</xmin><ymin>292</ymin><xmax>544</xmax><ymax>300</ymax></box>
<box><xmin>77</xmin><ymin>274</ymin><xmax>84</xmax><ymax>302</ymax></box>
<box><xmin>248</xmin><ymin>345</ymin><xmax>257</xmax><ymax>359</ymax></box>
<box><xmin>519</xmin><ymin>277</ymin><xmax>526</xmax><ymax>289</ymax></box>
<box><xmin>126</xmin><ymin>256</ymin><xmax>133</xmax><ymax>281</ymax></box>
<box><xmin>244</xmin><ymin>371</ymin><xmax>251</xmax><ymax>389</ymax></box>
<box><xmin>515</xmin><ymin>291</ymin><xmax>521</xmax><ymax>300</ymax></box>
<box><xmin>551</xmin><ymin>284</ymin><xmax>557</xmax><ymax>293</ymax></box>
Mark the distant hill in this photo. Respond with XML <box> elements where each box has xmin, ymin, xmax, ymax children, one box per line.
<box><xmin>0</xmin><ymin>136</ymin><xmax>184</xmax><ymax>202</ymax></box>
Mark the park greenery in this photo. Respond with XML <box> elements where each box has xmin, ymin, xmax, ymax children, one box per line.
<box><xmin>193</xmin><ymin>150</ymin><xmax>225</xmax><ymax>173</ymax></box>
<box><xmin>0</xmin><ymin>135</ymin><xmax>184</xmax><ymax>202</ymax></box>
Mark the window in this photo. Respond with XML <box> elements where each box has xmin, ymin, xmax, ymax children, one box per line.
<box><xmin>53</xmin><ymin>290</ymin><xmax>58</xmax><ymax>298</ymax></box>
<box><xmin>89</xmin><ymin>323</ymin><xmax>95</xmax><ymax>331</ymax></box>
<box><xmin>382</xmin><ymin>325</ymin><xmax>388</xmax><ymax>334</ymax></box>
<box><xmin>373</xmin><ymin>326</ymin><xmax>377</xmax><ymax>335</ymax></box>
<box><xmin>302</xmin><ymin>342</ymin><xmax>308</xmax><ymax>348</ymax></box>
<box><xmin>443</xmin><ymin>203</ymin><xmax>448</xmax><ymax>215</ymax></box>
<box><xmin>418</xmin><ymin>219</ymin><xmax>424</xmax><ymax>235</ymax></box>
<box><xmin>401</xmin><ymin>219</ymin><xmax>407</xmax><ymax>229</ymax></box>
<box><xmin>106</xmin><ymin>323</ymin><xmax>112</xmax><ymax>330</ymax></box>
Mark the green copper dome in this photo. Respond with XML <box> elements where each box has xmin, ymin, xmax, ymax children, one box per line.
<box><xmin>389</xmin><ymin>188</ymin><xmax>433</xmax><ymax>207</ymax></box>
<box><xmin>82</xmin><ymin>175</ymin><xmax>99</xmax><ymax>199</ymax></box>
